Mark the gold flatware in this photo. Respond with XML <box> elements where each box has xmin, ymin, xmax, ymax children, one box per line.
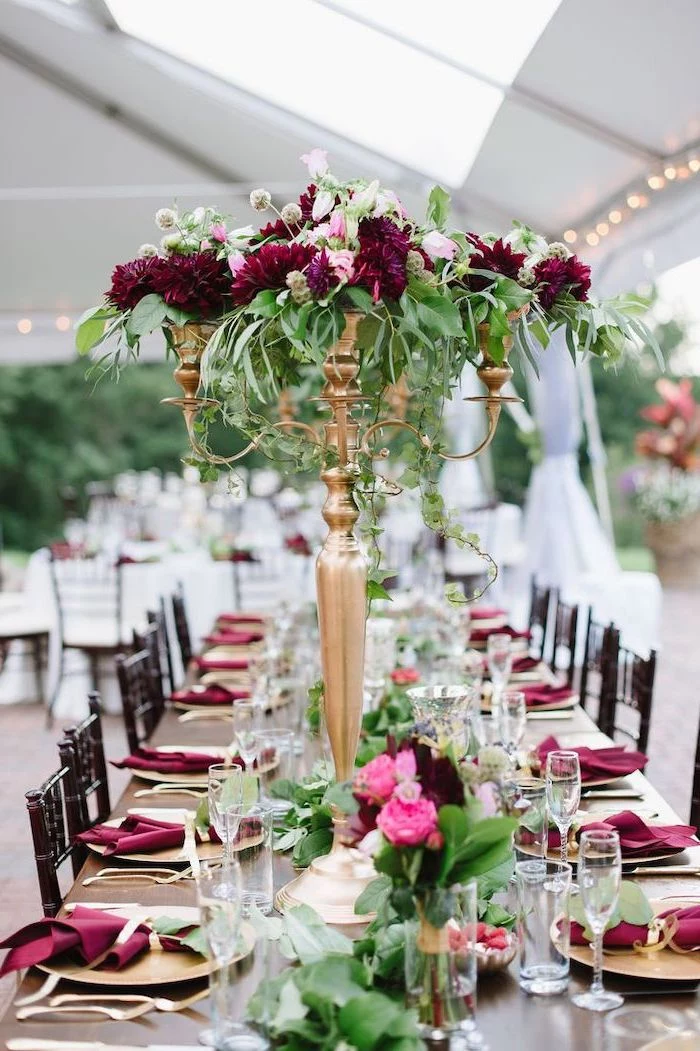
<box><xmin>7</xmin><ymin>1041</ymin><xmax>205</xmax><ymax>1050</ymax></box>
<box><xmin>178</xmin><ymin>709</ymin><xmax>233</xmax><ymax>723</ymax></box>
<box><xmin>133</xmin><ymin>784</ymin><xmax>207</xmax><ymax>799</ymax></box>
<box><xmin>83</xmin><ymin>866</ymin><xmax>194</xmax><ymax>886</ymax></box>
<box><xmin>49</xmin><ymin>988</ymin><xmax>209</xmax><ymax>1012</ymax></box>
<box><xmin>625</xmin><ymin>866</ymin><xmax>700</xmax><ymax>876</ymax></box>
<box><xmin>17</xmin><ymin>1002</ymin><xmax>155</xmax><ymax>1021</ymax></box>
<box><xmin>183</xmin><ymin>815</ymin><xmax>201</xmax><ymax>877</ymax></box>
<box><xmin>527</xmin><ymin>711</ymin><xmax>575</xmax><ymax>721</ymax></box>
<box><xmin>14</xmin><ymin>973</ymin><xmax>61</xmax><ymax>1007</ymax></box>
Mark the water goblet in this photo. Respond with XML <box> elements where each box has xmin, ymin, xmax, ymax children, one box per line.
<box><xmin>487</xmin><ymin>633</ymin><xmax>512</xmax><ymax>717</ymax></box>
<box><xmin>499</xmin><ymin>690</ymin><xmax>527</xmax><ymax>763</ymax></box>
<box><xmin>572</xmin><ymin>829</ymin><xmax>624</xmax><ymax>1013</ymax></box>
<box><xmin>232</xmin><ymin>700</ymin><xmax>261</xmax><ymax>773</ymax></box>
<box><xmin>407</xmin><ymin>684</ymin><xmax>479</xmax><ymax>756</ymax></box>
<box><xmin>545</xmin><ymin>750</ymin><xmax>581</xmax><ymax>867</ymax></box>
<box><xmin>207</xmin><ymin>765</ymin><xmax>244</xmax><ymax>870</ymax></box>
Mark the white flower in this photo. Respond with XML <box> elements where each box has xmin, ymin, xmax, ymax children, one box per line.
<box><xmin>249</xmin><ymin>188</ymin><xmax>271</xmax><ymax>212</ymax></box>
<box><xmin>546</xmin><ymin>241</ymin><xmax>572</xmax><ymax>260</ymax></box>
<box><xmin>504</xmin><ymin>226</ymin><xmax>548</xmax><ymax>255</ymax></box>
<box><xmin>312</xmin><ymin>190</ymin><xmax>335</xmax><ymax>222</ymax></box>
<box><xmin>160</xmin><ymin>232</ymin><xmax>182</xmax><ymax>253</ymax></box>
<box><xmin>422</xmin><ymin>230</ymin><xmax>459</xmax><ymax>261</ymax></box>
<box><xmin>374</xmin><ymin>189</ymin><xmax>405</xmax><ymax>218</ymax></box>
<box><xmin>281</xmin><ymin>202</ymin><xmax>303</xmax><ymax>225</ymax></box>
<box><xmin>477</xmin><ymin>745</ymin><xmax>510</xmax><ymax>781</ymax></box>
<box><xmin>300</xmin><ymin>148</ymin><xmax>329</xmax><ymax>179</ymax></box>
<box><xmin>155</xmin><ymin>207</ymin><xmax>178</xmax><ymax>230</ymax></box>
<box><xmin>517</xmin><ymin>266</ymin><xmax>536</xmax><ymax>287</ymax></box>
<box><xmin>351</xmin><ymin>179</ymin><xmax>380</xmax><ymax>214</ymax></box>
<box><xmin>191</xmin><ymin>206</ymin><xmax>206</xmax><ymax>225</ymax></box>
<box><xmin>137</xmin><ymin>243</ymin><xmax>158</xmax><ymax>258</ymax></box>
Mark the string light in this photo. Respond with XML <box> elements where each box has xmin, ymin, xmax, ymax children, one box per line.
<box><xmin>55</xmin><ymin>315</ymin><xmax>71</xmax><ymax>331</ymax></box>
<box><xmin>664</xmin><ymin>166</ymin><xmax>677</xmax><ymax>180</ymax></box>
<box><xmin>595</xmin><ymin>221</ymin><xmax>609</xmax><ymax>236</ymax></box>
<box><xmin>689</xmin><ymin>158</ymin><xmax>700</xmax><ymax>173</ymax></box>
<box><xmin>585</xmin><ymin>231</ymin><xmax>599</xmax><ymax>246</ymax></box>
<box><xmin>563</xmin><ymin>229</ymin><xmax>577</xmax><ymax>244</ymax></box>
<box><xmin>609</xmin><ymin>209</ymin><xmax>622</xmax><ymax>224</ymax></box>
<box><xmin>647</xmin><ymin>174</ymin><xmax>665</xmax><ymax>190</ymax></box>
<box><xmin>627</xmin><ymin>194</ymin><xmax>642</xmax><ymax>209</ymax></box>
<box><xmin>677</xmin><ymin>165</ymin><xmax>691</xmax><ymax>179</ymax></box>
<box><xmin>17</xmin><ymin>318</ymin><xmax>32</xmax><ymax>334</ymax></box>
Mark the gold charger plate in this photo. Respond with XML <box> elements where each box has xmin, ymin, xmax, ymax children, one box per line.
<box><xmin>640</xmin><ymin>1036</ymin><xmax>700</xmax><ymax>1050</ymax></box>
<box><xmin>174</xmin><ymin>688</ymin><xmax>291</xmax><ymax>714</ymax></box>
<box><xmin>38</xmin><ymin>906</ymin><xmax>254</xmax><ymax>987</ymax></box>
<box><xmin>131</xmin><ymin>745</ymin><xmax>279</xmax><ymax>785</ymax></box>
<box><xmin>546</xmin><ymin>815</ymin><xmax>693</xmax><ymax>867</ymax></box>
<box><xmin>564</xmin><ymin>899</ymin><xmax>700</xmax><ymax>982</ymax></box>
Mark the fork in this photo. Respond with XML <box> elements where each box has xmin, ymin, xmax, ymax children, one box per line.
<box><xmin>178</xmin><ymin>709</ymin><xmax>233</xmax><ymax>723</ymax></box>
<box><xmin>83</xmin><ymin>866</ymin><xmax>194</xmax><ymax>885</ymax></box>
<box><xmin>49</xmin><ymin>988</ymin><xmax>209</xmax><ymax>1012</ymax></box>
<box><xmin>17</xmin><ymin>1002</ymin><xmax>155</xmax><ymax>1021</ymax></box>
<box><xmin>133</xmin><ymin>784</ymin><xmax>206</xmax><ymax>799</ymax></box>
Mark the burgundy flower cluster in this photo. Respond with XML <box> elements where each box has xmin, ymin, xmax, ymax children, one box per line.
<box><xmin>107</xmin><ymin>253</ymin><xmax>231</xmax><ymax>316</ymax></box>
<box><xmin>230</xmin><ymin>243</ymin><xmax>315</xmax><ymax>305</ymax></box>
<box><xmin>352</xmin><ymin>217</ymin><xmax>412</xmax><ymax>302</ymax></box>
<box><xmin>533</xmin><ymin>256</ymin><xmax>591</xmax><ymax>309</ymax></box>
<box><xmin>465</xmin><ymin>236</ymin><xmax>526</xmax><ymax>292</ymax></box>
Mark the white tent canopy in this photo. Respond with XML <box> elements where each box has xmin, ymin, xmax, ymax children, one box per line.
<box><xmin>1</xmin><ymin>0</ymin><xmax>700</xmax><ymax>362</ymax></box>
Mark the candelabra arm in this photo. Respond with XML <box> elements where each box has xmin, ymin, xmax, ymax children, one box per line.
<box><xmin>434</xmin><ymin>398</ymin><xmax>502</xmax><ymax>462</ymax></box>
<box><xmin>272</xmin><ymin>419</ymin><xmax>323</xmax><ymax>445</ymax></box>
<box><xmin>360</xmin><ymin>418</ymin><xmax>424</xmax><ymax>458</ymax></box>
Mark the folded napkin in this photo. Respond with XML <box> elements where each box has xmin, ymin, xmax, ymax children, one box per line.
<box><xmin>203</xmin><ymin>629</ymin><xmax>264</xmax><ymax>646</ymax></box>
<box><xmin>511</xmin><ymin>656</ymin><xmax>541</xmax><ymax>673</ymax></box>
<box><xmin>195</xmin><ymin>655</ymin><xmax>250</xmax><ymax>671</ymax></box>
<box><xmin>537</xmin><ymin>735</ymin><xmax>648</xmax><ymax>783</ymax></box>
<box><xmin>0</xmin><ymin>906</ymin><xmax>151</xmax><ymax>976</ymax></box>
<box><xmin>522</xmin><ymin>684</ymin><xmax>577</xmax><ymax>708</ymax></box>
<box><xmin>576</xmin><ymin>810</ymin><xmax>698</xmax><ymax>858</ymax></box>
<box><xmin>471</xmin><ymin>624</ymin><xmax>530</xmax><ymax>643</ymax></box>
<box><xmin>217</xmin><ymin>613</ymin><xmax>265</xmax><ymax>624</ymax></box>
<box><xmin>77</xmin><ymin>814</ymin><xmax>221</xmax><ymax>856</ymax></box>
<box><xmin>571</xmin><ymin>905</ymin><xmax>700</xmax><ymax>949</ymax></box>
<box><xmin>658</xmin><ymin>905</ymin><xmax>700</xmax><ymax>950</ymax></box>
<box><xmin>111</xmin><ymin>747</ymin><xmax>240</xmax><ymax>774</ymax></box>
<box><xmin>470</xmin><ymin>607</ymin><xmax>507</xmax><ymax>621</ymax></box>
<box><xmin>171</xmin><ymin>684</ymin><xmax>250</xmax><ymax>706</ymax></box>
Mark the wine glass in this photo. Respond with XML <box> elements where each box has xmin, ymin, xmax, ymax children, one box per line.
<box><xmin>487</xmin><ymin>633</ymin><xmax>512</xmax><ymax>716</ymax></box>
<box><xmin>499</xmin><ymin>690</ymin><xmax>527</xmax><ymax>762</ymax></box>
<box><xmin>545</xmin><ymin>750</ymin><xmax>581</xmax><ymax>866</ymax></box>
<box><xmin>572</xmin><ymin>829</ymin><xmax>624</xmax><ymax>1013</ymax></box>
<box><xmin>207</xmin><ymin>765</ymin><xmax>244</xmax><ymax>870</ymax></box>
<box><xmin>196</xmin><ymin>860</ymin><xmax>268</xmax><ymax>1050</ymax></box>
<box><xmin>232</xmin><ymin>700</ymin><xmax>261</xmax><ymax>772</ymax></box>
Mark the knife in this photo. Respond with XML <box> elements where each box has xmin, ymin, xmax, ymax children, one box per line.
<box><xmin>582</xmin><ymin>789</ymin><xmax>644</xmax><ymax>799</ymax></box>
<box><xmin>7</xmin><ymin>1042</ymin><xmax>205</xmax><ymax>1051</ymax></box>
<box><xmin>182</xmin><ymin>814</ymin><xmax>201</xmax><ymax>877</ymax></box>
<box><xmin>623</xmin><ymin>865</ymin><xmax>700</xmax><ymax>876</ymax></box>
<box><xmin>527</xmin><ymin>711</ymin><xmax>574</xmax><ymax>720</ymax></box>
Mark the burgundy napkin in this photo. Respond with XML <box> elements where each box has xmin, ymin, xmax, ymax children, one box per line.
<box><xmin>470</xmin><ymin>607</ymin><xmax>507</xmax><ymax>621</ymax></box>
<box><xmin>203</xmin><ymin>629</ymin><xmax>264</xmax><ymax>646</ymax></box>
<box><xmin>522</xmin><ymin>684</ymin><xmax>577</xmax><ymax>708</ymax></box>
<box><xmin>111</xmin><ymin>747</ymin><xmax>241</xmax><ymax>774</ymax></box>
<box><xmin>0</xmin><ymin>906</ymin><xmax>150</xmax><ymax>976</ymax></box>
<box><xmin>537</xmin><ymin>735</ymin><xmax>648</xmax><ymax>783</ymax></box>
<box><xmin>217</xmin><ymin>613</ymin><xmax>265</xmax><ymax>624</ymax></box>
<box><xmin>195</xmin><ymin>655</ymin><xmax>250</xmax><ymax>671</ymax></box>
<box><xmin>570</xmin><ymin>917</ymin><xmax>651</xmax><ymax>947</ymax></box>
<box><xmin>171</xmin><ymin>684</ymin><xmax>250</xmax><ymax>706</ymax></box>
<box><xmin>471</xmin><ymin>624</ymin><xmax>530</xmax><ymax>643</ymax></box>
<box><xmin>576</xmin><ymin>810</ymin><xmax>698</xmax><ymax>858</ymax></box>
<box><xmin>512</xmin><ymin>656</ymin><xmax>541</xmax><ymax>673</ymax></box>
<box><xmin>77</xmin><ymin>814</ymin><xmax>222</xmax><ymax>855</ymax></box>
<box><xmin>659</xmin><ymin>905</ymin><xmax>700</xmax><ymax>949</ymax></box>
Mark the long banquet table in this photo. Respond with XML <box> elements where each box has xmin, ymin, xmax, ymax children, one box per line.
<box><xmin>2</xmin><ymin>701</ymin><xmax>700</xmax><ymax>1050</ymax></box>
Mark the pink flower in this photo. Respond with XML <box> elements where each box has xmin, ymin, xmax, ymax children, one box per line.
<box><xmin>210</xmin><ymin>223</ymin><xmax>227</xmax><ymax>243</ymax></box>
<box><xmin>391</xmin><ymin>667</ymin><xmax>420</xmax><ymax>686</ymax></box>
<box><xmin>422</xmin><ymin>230</ymin><xmax>459</xmax><ymax>260</ymax></box>
<box><xmin>328</xmin><ymin>210</ymin><xmax>346</xmax><ymax>240</ymax></box>
<box><xmin>228</xmin><ymin>251</ymin><xmax>247</xmax><ymax>276</ymax></box>
<box><xmin>305</xmin><ymin>223</ymin><xmax>330</xmax><ymax>245</ymax></box>
<box><xmin>312</xmin><ymin>190</ymin><xmax>335</xmax><ymax>222</ymax></box>
<box><xmin>426</xmin><ymin>830</ymin><xmax>445</xmax><ymax>851</ymax></box>
<box><xmin>200</xmin><ymin>239</ymin><xmax>212</xmax><ymax>250</ymax></box>
<box><xmin>353</xmin><ymin>754</ymin><xmax>396</xmax><ymax>804</ymax></box>
<box><xmin>394</xmin><ymin>779</ymin><xmax>422</xmax><ymax>802</ymax></box>
<box><xmin>377</xmin><ymin>795</ymin><xmax>438</xmax><ymax>847</ymax></box>
<box><xmin>374</xmin><ymin>190</ymin><xmax>406</xmax><ymax>219</ymax></box>
<box><xmin>327</xmin><ymin>248</ymin><xmax>355</xmax><ymax>281</ymax></box>
<box><xmin>473</xmin><ymin>781</ymin><xmax>499</xmax><ymax>817</ymax></box>
<box><xmin>300</xmin><ymin>148</ymin><xmax>329</xmax><ymax>179</ymax></box>
<box><xmin>395</xmin><ymin>749</ymin><xmax>417</xmax><ymax>781</ymax></box>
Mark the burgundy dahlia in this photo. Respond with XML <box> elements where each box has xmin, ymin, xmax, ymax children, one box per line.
<box><xmin>353</xmin><ymin>216</ymin><xmax>411</xmax><ymax>302</ymax></box>
<box><xmin>106</xmin><ymin>257</ymin><xmax>158</xmax><ymax>311</ymax></box>
<box><xmin>298</xmin><ymin>184</ymin><xmax>317</xmax><ymax>222</ymax></box>
<box><xmin>534</xmin><ymin>255</ymin><xmax>591</xmax><ymax>310</ymax></box>
<box><xmin>150</xmin><ymin>253</ymin><xmax>231</xmax><ymax>315</ymax></box>
<box><xmin>257</xmin><ymin>219</ymin><xmax>302</xmax><ymax>241</ymax></box>
<box><xmin>564</xmin><ymin>255</ymin><xmax>591</xmax><ymax>302</ymax></box>
<box><xmin>230</xmin><ymin>242</ymin><xmax>316</xmax><ymax>305</ymax></box>
<box><xmin>467</xmin><ymin>237</ymin><xmax>526</xmax><ymax>290</ymax></box>
<box><xmin>306</xmin><ymin>249</ymin><xmax>337</xmax><ymax>297</ymax></box>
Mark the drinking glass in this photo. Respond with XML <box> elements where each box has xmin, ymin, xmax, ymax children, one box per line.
<box><xmin>234</xmin><ymin>803</ymin><xmax>274</xmax><ymax>915</ymax></box>
<box><xmin>407</xmin><ymin>684</ymin><xmax>479</xmax><ymax>754</ymax></box>
<box><xmin>196</xmin><ymin>860</ymin><xmax>268</xmax><ymax>1050</ymax></box>
<box><xmin>487</xmin><ymin>633</ymin><xmax>512</xmax><ymax>716</ymax></box>
<box><xmin>253</xmin><ymin>728</ymin><xmax>295</xmax><ymax>816</ymax></box>
<box><xmin>503</xmin><ymin>776</ymin><xmax>547</xmax><ymax>862</ymax></box>
<box><xmin>545</xmin><ymin>750</ymin><xmax>581</xmax><ymax>866</ymax></box>
<box><xmin>499</xmin><ymin>690</ymin><xmax>527</xmax><ymax>761</ymax></box>
<box><xmin>364</xmin><ymin>617</ymin><xmax>398</xmax><ymax>709</ymax></box>
<box><xmin>207</xmin><ymin>765</ymin><xmax>244</xmax><ymax>870</ymax></box>
<box><xmin>572</xmin><ymin>829</ymin><xmax>624</xmax><ymax>1012</ymax></box>
<box><xmin>232</xmin><ymin>700</ymin><xmax>261</xmax><ymax>772</ymax></box>
<box><xmin>516</xmin><ymin>859</ymin><xmax>571</xmax><ymax>996</ymax></box>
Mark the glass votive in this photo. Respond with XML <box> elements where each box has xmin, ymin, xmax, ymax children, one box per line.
<box><xmin>253</xmin><ymin>728</ymin><xmax>295</xmax><ymax>815</ymax></box>
<box><xmin>516</xmin><ymin>859</ymin><xmax>571</xmax><ymax>996</ymax></box>
<box><xmin>503</xmin><ymin>776</ymin><xmax>547</xmax><ymax>863</ymax></box>
<box><xmin>233</xmin><ymin>803</ymin><xmax>274</xmax><ymax>916</ymax></box>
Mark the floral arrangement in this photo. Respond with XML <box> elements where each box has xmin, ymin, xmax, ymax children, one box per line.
<box><xmin>630</xmin><ymin>466</ymin><xmax>700</xmax><ymax>523</ymax></box>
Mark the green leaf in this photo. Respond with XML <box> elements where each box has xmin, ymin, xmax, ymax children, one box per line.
<box><xmin>618</xmin><ymin>881</ymin><xmax>654</xmax><ymax>926</ymax></box>
<box><xmin>76</xmin><ymin>313</ymin><xmax>111</xmax><ymax>355</ymax></box>
<box><xmin>355</xmin><ymin>874</ymin><xmax>392</xmax><ymax>917</ymax></box>
<box><xmin>338</xmin><ymin>991</ymin><xmax>402</xmax><ymax>1051</ymax></box>
<box><xmin>273</xmin><ymin>978</ymin><xmax>308</xmax><ymax>1029</ymax></box>
<box><xmin>367</xmin><ymin>579</ymin><xmax>392</xmax><ymax>601</ymax></box>
<box><xmin>345</xmin><ymin>286</ymin><xmax>374</xmax><ymax>314</ymax></box>
<box><xmin>180</xmin><ymin>926</ymin><xmax>208</xmax><ymax>956</ymax></box>
<box><xmin>323</xmin><ymin>781</ymin><xmax>359</xmax><ymax>815</ymax></box>
<box><xmin>416</xmin><ymin>294</ymin><xmax>465</xmax><ymax>338</ymax></box>
<box><xmin>292</xmin><ymin>826</ymin><xmax>333</xmax><ymax>868</ymax></box>
<box><xmin>125</xmin><ymin>293</ymin><xmax>167</xmax><ymax>337</ymax></box>
<box><xmin>423</xmin><ymin>887</ymin><xmax>455</xmax><ymax>928</ymax></box>
<box><xmin>248</xmin><ymin>289</ymin><xmax>282</xmax><ymax>318</ymax></box>
<box><xmin>280</xmin><ymin>905</ymin><xmax>353</xmax><ymax>965</ymax></box>
<box><xmin>150</xmin><ymin>915</ymin><xmax>193</xmax><ymax>935</ymax></box>
<box><xmin>164</xmin><ymin>304</ymin><xmax>195</xmax><ymax>326</ymax></box>
<box><xmin>425</xmin><ymin>185</ymin><xmax>451</xmax><ymax>230</ymax></box>
<box><xmin>480</xmin><ymin>901</ymin><xmax>516</xmax><ymax>930</ymax></box>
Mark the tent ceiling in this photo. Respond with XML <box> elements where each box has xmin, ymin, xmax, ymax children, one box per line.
<box><xmin>1</xmin><ymin>0</ymin><xmax>699</xmax><ymax>361</ymax></box>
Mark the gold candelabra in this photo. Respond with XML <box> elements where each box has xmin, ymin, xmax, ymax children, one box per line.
<box><xmin>162</xmin><ymin>311</ymin><xmax>518</xmax><ymax>923</ymax></box>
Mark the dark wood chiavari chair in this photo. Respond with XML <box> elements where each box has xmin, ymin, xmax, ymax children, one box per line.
<box><xmin>600</xmin><ymin>644</ymin><xmax>658</xmax><ymax>754</ymax></box>
<box><xmin>690</xmin><ymin>720</ymin><xmax>700</xmax><ymax>832</ymax></box>
<box><xmin>578</xmin><ymin>609</ymin><xmax>620</xmax><ymax>724</ymax></box>
<box><xmin>116</xmin><ymin>648</ymin><xmax>162</xmax><ymax>753</ymax></box>
<box><xmin>62</xmin><ymin>690</ymin><xmax>111</xmax><ymax>827</ymax></box>
<box><xmin>528</xmin><ymin>577</ymin><xmax>553</xmax><ymax>661</ymax></box>
<box><xmin>25</xmin><ymin>761</ymin><xmax>86</xmax><ymax>917</ymax></box>
<box><xmin>133</xmin><ymin>622</ymin><xmax>167</xmax><ymax>718</ymax></box>
<box><xmin>548</xmin><ymin>596</ymin><xmax>579</xmax><ymax>687</ymax></box>
<box><xmin>150</xmin><ymin>601</ymin><xmax>175</xmax><ymax>696</ymax></box>
<box><xmin>172</xmin><ymin>585</ymin><xmax>193</xmax><ymax>671</ymax></box>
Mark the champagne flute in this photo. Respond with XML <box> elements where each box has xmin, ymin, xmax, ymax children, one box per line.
<box><xmin>572</xmin><ymin>829</ymin><xmax>624</xmax><ymax>1013</ymax></box>
<box><xmin>207</xmin><ymin>764</ymin><xmax>244</xmax><ymax>872</ymax></box>
<box><xmin>487</xmin><ymin>633</ymin><xmax>512</xmax><ymax>717</ymax></box>
<box><xmin>232</xmin><ymin>699</ymin><xmax>261</xmax><ymax>772</ymax></box>
<box><xmin>499</xmin><ymin>690</ymin><xmax>527</xmax><ymax>762</ymax></box>
<box><xmin>545</xmin><ymin>750</ymin><xmax>581</xmax><ymax>866</ymax></box>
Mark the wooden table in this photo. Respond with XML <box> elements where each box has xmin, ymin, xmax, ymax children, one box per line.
<box><xmin>2</xmin><ymin>702</ymin><xmax>700</xmax><ymax>1050</ymax></box>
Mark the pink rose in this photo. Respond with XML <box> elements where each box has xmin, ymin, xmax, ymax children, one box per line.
<box><xmin>391</xmin><ymin>667</ymin><xmax>420</xmax><ymax>686</ymax></box>
<box><xmin>210</xmin><ymin>222</ymin><xmax>227</xmax><ymax>243</ymax></box>
<box><xmin>422</xmin><ymin>230</ymin><xmax>459</xmax><ymax>260</ymax></box>
<box><xmin>328</xmin><ymin>210</ymin><xmax>346</xmax><ymax>240</ymax></box>
<box><xmin>228</xmin><ymin>251</ymin><xmax>247</xmax><ymax>275</ymax></box>
<box><xmin>353</xmin><ymin>753</ymin><xmax>396</xmax><ymax>804</ymax></box>
<box><xmin>377</xmin><ymin>795</ymin><xmax>438</xmax><ymax>847</ymax></box>
<box><xmin>328</xmin><ymin>249</ymin><xmax>355</xmax><ymax>281</ymax></box>
<box><xmin>395</xmin><ymin>749</ymin><xmax>417</xmax><ymax>781</ymax></box>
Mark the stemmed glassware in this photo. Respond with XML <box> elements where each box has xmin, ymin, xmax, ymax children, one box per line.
<box><xmin>207</xmin><ymin>765</ymin><xmax>244</xmax><ymax>872</ymax></box>
<box><xmin>487</xmin><ymin>633</ymin><xmax>513</xmax><ymax>717</ymax></box>
<box><xmin>232</xmin><ymin>700</ymin><xmax>261</xmax><ymax>772</ymax></box>
<box><xmin>545</xmin><ymin>750</ymin><xmax>581</xmax><ymax>866</ymax></box>
<box><xmin>499</xmin><ymin>690</ymin><xmax>527</xmax><ymax>762</ymax></box>
<box><xmin>363</xmin><ymin>617</ymin><xmax>398</xmax><ymax>710</ymax></box>
<box><xmin>572</xmin><ymin>829</ymin><xmax>624</xmax><ymax>1013</ymax></box>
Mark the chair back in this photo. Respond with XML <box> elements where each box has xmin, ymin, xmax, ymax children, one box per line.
<box><xmin>528</xmin><ymin>578</ymin><xmax>553</xmax><ymax>661</ymax></box>
<box><xmin>49</xmin><ymin>549</ymin><xmax>124</xmax><ymax>646</ymax></box>
<box><xmin>579</xmin><ymin>610</ymin><xmax>620</xmax><ymax>722</ymax></box>
<box><xmin>116</xmin><ymin>649</ymin><xmax>161</xmax><ymax>752</ymax></box>
<box><xmin>62</xmin><ymin>691</ymin><xmax>111</xmax><ymax>826</ymax></box>
<box><xmin>690</xmin><ymin>720</ymin><xmax>700</xmax><ymax>832</ymax></box>
<box><xmin>549</xmin><ymin>597</ymin><xmax>580</xmax><ymax>687</ymax></box>
<box><xmin>172</xmin><ymin>585</ymin><xmax>192</xmax><ymax>669</ymax></box>
<box><xmin>134</xmin><ymin>621</ymin><xmax>167</xmax><ymax>714</ymax></box>
<box><xmin>25</xmin><ymin>762</ymin><xmax>85</xmax><ymax>916</ymax></box>
<box><xmin>601</xmin><ymin>645</ymin><xmax>657</xmax><ymax>754</ymax></box>
<box><xmin>149</xmin><ymin>602</ymin><xmax>175</xmax><ymax>696</ymax></box>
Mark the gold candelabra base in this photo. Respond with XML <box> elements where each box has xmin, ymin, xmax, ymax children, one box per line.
<box><xmin>275</xmin><ymin>832</ymin><xmax>377</xmax><ymax>925</ymax></box>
